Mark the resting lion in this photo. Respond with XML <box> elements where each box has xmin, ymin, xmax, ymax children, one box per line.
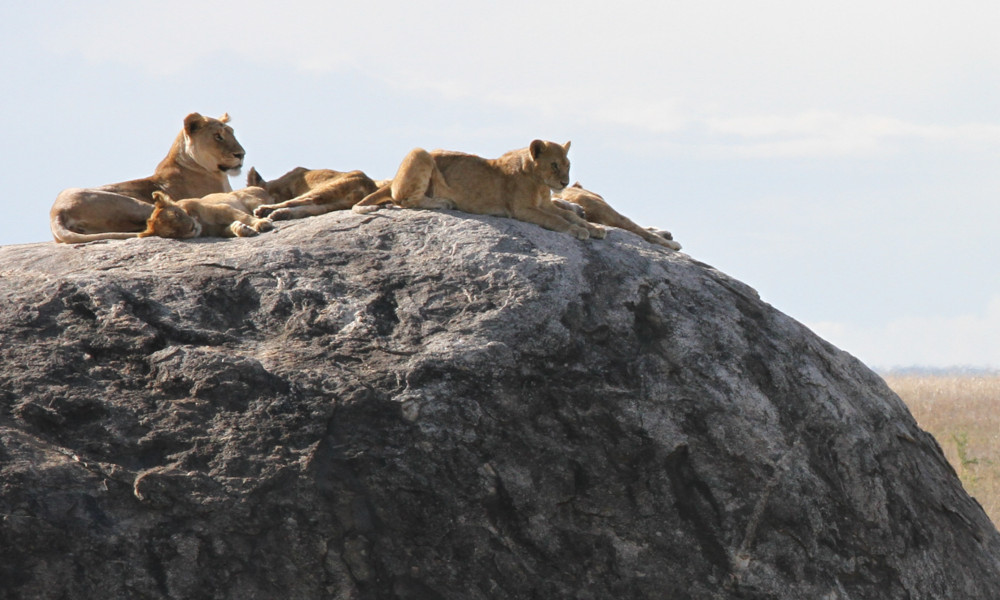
<box><xmin>351</xmin><ymin>140</ymin><xmax>605</xmax><ymax>240</ymax></box>
<box><xmin>553</xmin><ymin>183</ymin><xmax>682</xmax><ymax>250</ymax></box>
<box><xmin>246</xmin><ymin>166</ymin><xmax>379</xmax><ymax>220</ymax></box>
<box><xmin>50</xmin><ymin>113</ymin><xmax>245</xmax><ymax>243</ymax></box>
<box><xmin>138</xmin><ymin>189</ymin><xmax>274</xmax><ymax>239</ymax></box>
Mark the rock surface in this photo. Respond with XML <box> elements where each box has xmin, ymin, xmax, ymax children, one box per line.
<box><xmin>1</xmin><ymin>208</ymin><xmax>999</xmax><ymax>599</ymax></box>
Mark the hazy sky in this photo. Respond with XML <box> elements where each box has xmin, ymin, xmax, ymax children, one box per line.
<box><xmin>2</xmin><ymin>1</ymin><xmax>998</xmax><ymax>369</ymax></box>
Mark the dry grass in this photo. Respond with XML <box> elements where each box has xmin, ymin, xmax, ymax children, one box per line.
<box><xmin>884</xmin><ymin>375</ymin><xmax>1000</xmax><ymax>525</ymax></box>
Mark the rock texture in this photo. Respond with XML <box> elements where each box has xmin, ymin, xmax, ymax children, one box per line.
<box><xmin>1</xmin><ymin>208</ymin><xmax>999</xmax><ymax>599</ymax></box>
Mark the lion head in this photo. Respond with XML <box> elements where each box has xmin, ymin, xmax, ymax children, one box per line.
<box><xmin>528</xmin><ymin>140</ymin><xmax>571</xmax><ymax>192</ymax></box>
<box><xmin>139</xmin><ymin>191</ymin><xmax>202</xmax><ymax>239</ymax></box>
<box><xmin>183</xmin><ymin>112</ymin><xmax>245</xmax><ymax>177</ymax></box>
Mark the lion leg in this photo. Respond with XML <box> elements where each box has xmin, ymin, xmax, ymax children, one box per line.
<box><xmin>647</xmin><ymin>227</ymin><xmax>678</xmax><ymax>242</ymax></box>
<box><xmin>510</xmin><ymin>204</ymin><xmax>591</xmax><ymax>240</ymax></box>
<box><xmin>422</xmin><ymin>162</ymin><xmax>460</xmax><ymax>207</ymax></box>
<box><xmin>352</xmin><ymin>185</ymin><xmax>394</xmax><ymax>214</ymax></box>
<box><xmin>545</xmin><ymin>201</ymin><xmax>606</xmax><ymax>239</ymax></box>
<box><xmin>559</xmin><ymin>194</ymin><xmax>681</xmax><ymax>250</ymax></box>
<box><xmin>634</xmin><ymin>225</ymin><xmax>681</xmax><ymax>250</ymax></box>
<box><xmin>394</xmin><ymin>167</ymin><xmax>457</xmax><ymax>211</ymax></box>
<box><xmin>551</xmin><ymin>198</ymin><xmax>587</xmax><ymax>219</ymax></box>
<box><xmin>226</xmin><ymin>208</ymin><xmax>273</xmax><ymax>236</ymax></box>
<box><xmin>353</xmin><ymin>149</ymin><xmax>457</xmax><ymax>214</ymax></box>
<box><xmin>590</xmin><ymin>205</ymin><xmax>680</xmax><ymax>250</ymax></box>
<box><xmin>225</xmin><ymin>214</ymin><xmax>272</xmax><ymax>237</ymax></box>
<box><xmin>264</xmin><ymin>203</ymin><xmax>329</xmax><ymax>221</ymax></box>
<box><xmin>402</xmin><ymin>195</ymin><xmax>456</xmax><ymax>210</ymax></box>
<box><xmin>389</xmin><ymin>148</ymin><xmax>456</xmax><ymax>209</ymax></box>
<box><xmin>357</xmin><ymin>148</ymin><xmax>439</xmax><ymax>214</ymax></box>
<box><xmin>265</xmin><ymin>178</ymin><xmax>375</xmax><ymax>219</ymax></box>
<box><xmin>255</xmin><ymin>196</ymin><xmax>326</xmax><ymax>220</ymax></box>
<box><xmin>258</xmin><ymin>178</ymin><xmax>369</xmax><ymax>220</ymax></box>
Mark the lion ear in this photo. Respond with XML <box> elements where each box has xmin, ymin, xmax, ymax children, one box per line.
<box><xmin>571</xmin><ymin>182</ymin><xmax>583</xmax><ymax>189</ymax></box>
<box><xmin>183</xmin><ymin>112</ymin><xmax>207</xmax><ymax>134</ymax></box>
<box><xmin>529</xmin><ymin>140</ymin><xmax>546</xmax><ymax>161</ymax></box>
<box><xmin>563</xmin><ymin>141</ymin><xmax>571</xmax><ymax>152</ymax></box>
<box><xmin>219</xmin><ymin>113</ymin><xmax>231</xmax><ymax>124</ymax></box>
<box><xmin>152</xmin><ymin>191</ymin><xmax>174</xmax><ymax>207</ymax></box>
<box><xmin>247</xmin><ymin>167</ymin><xmax>265</xmax><ymax>188</ymax></box>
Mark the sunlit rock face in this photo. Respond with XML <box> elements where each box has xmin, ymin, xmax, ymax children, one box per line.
<box><xmin>1</xmin><ymin>208</ymin><xmax>998</xmax><ymax>599</ymax></box>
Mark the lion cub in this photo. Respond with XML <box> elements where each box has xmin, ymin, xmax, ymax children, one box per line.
<box><xmin>351</xmin><ymin>140</ymin><xmax>605</xmax><ymax>240</ymax></box>
<box><xmin>247</xmin><ymin>166</ymin><xmax>380</xmax><ymax>220</ymax></box>
<box><xmin>139</xmin><ymin>188</ymin><xmax>275</xmax><ymax>239</ymax></box>
<box><xmin>553</xmin><ymin>183</ymin><xmax>681</xmax><ymax>250</ymax></box>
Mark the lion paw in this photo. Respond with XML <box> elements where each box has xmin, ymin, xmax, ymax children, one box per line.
<box><xmin>588</xmin><ymin>224</ymin><xmax>607</xmax><ymax>239</ymax></box>
<box><xmin>569</xmin><ymin>226</ymin><xmax>590</xmax><ymax>240</ymax></box>
<box><xmin>268</xmin><ymin>208</ymin><xmax>294</xmax><ymax>221</ymax></box>
<box><xmin>254</xmin><ymin>218</ymin><xmax>275</xmax><ymax>233</ymax></box>
<box><xmin>352</xmin><ymin>204</ymin><xmax>381</xmax><ymax>215</ymax></box>
<box><xmin>253</xmin><ymin>205</ymin><xmax>274</xmax><ymax>218</ymax></box>
<box><xmin>652</xmin><ymin>236</ymin><xmax>681</xmax><ymax>250</ymax></box>
<box><xmin>230</xmin><ymin>222</ymin><xmax>259</xmax><ymax>237</ymax></box>
<box><xmin>646</xmin><ymin>226</ymin><xmax>674</xmax><ymax>241</ymax></box>
<box><xmin>552</xmin><ymin>198</ymin><xmax>586</xmax><ymax>218</ymax></box>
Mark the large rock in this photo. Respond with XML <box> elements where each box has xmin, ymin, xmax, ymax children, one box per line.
<box><xmin>1</xmin><ymin>208</ymin><xmax>998</xmax><ymax>599</ymax></box>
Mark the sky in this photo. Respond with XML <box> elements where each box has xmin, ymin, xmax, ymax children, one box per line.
<box><xmin>2</xmin><ymin>1</ymin><xmax>998</xmax><ymax>370</ymax></box>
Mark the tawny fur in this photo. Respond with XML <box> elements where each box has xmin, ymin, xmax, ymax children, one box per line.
<box><xmin>245</xmin><ymin>166</ymin><xmax>379</xmax><ymax>220</ymax></box>
<box><xmin>553</xmin><ymin>183</ymin><xmax>681</xmax><ymax>250</ymax></box>
<box><xmin>50</xmin><ymin>113</ymin><xmax>245</xmax><ymax>243</ymax></box>
<box><xmin>351</xmin><ymin>140</ymin><xmax>605</xmax><ymax>240</ymax></box>
<box><xmin>138</xmin><ymin>188</ymin><xmax>274</xmax><ymax>239</ymax></box>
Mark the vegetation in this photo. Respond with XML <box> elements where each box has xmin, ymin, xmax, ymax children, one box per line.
<box><xmin>885</xmin><ymin>375</ymin><xmax>1000</xmax><ymax>525</ymax></box>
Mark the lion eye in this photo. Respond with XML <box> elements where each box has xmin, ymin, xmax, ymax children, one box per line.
<box><xmin>551</xmin><ymin>162</ymin><xmax>559</xmax><ymax>172</ymax></box>
<box><xmin>215</xmin><ymin>133</ymin><xmax>225</xmax><ymax>142</ymax></box>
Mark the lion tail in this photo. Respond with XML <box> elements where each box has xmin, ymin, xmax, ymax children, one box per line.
<box><xmin>351</xmin><ymin>183</ymin><xmax>395</xmax><ymax>214</ymax></box>
<box><xmin>50</xmin><ymin>212</ymin><xmax>142</xmax><ymax>244</ymax></box>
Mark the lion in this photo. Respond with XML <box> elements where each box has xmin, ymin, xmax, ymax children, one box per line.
<box><xmin>50</xmin><ymin>112</ymin><xmax>245</xmax><ymax>243</ymax></box>
<box><xmin>246</xmin><ymin>166</ymin><xmax>380</xmax><ymax>220</ymax></box>
<box><xmin>351</xmin><ymin>140</ymin><xmax>606</xmax><ymax>240</ymax></box>
<box><xmin>552</xmin><ymin>183</ymin><xmax>682</xmax><ymax>250</ymax></box>
<box><xmin>138</xmin><ymin>188</ymin><xmax>275</xmax><ymax>239</ymax></box>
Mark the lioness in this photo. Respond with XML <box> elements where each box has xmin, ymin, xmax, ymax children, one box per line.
<box><xmin>50</xmin><ymin>113</ymin><xmax>245</xmax><ymax>243</ymax></box>
<box><xmin>138</xmin><ymin>189</ymin><xmax>274</xmax><ymax>239</ymax></box>
<box><xmin>351</xmin><ymin>141</ymin><xmax>605</xmax><ymax>240</ymax></box>
<box><xmin>553</xmin><ymin>183</ymin><xmax>682</xmax><ymax>250</ymax></box>
<box><xmin>246</xmin><ymin>166</ymin><xmax>379</xmax><ymax>220</ymax></box>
